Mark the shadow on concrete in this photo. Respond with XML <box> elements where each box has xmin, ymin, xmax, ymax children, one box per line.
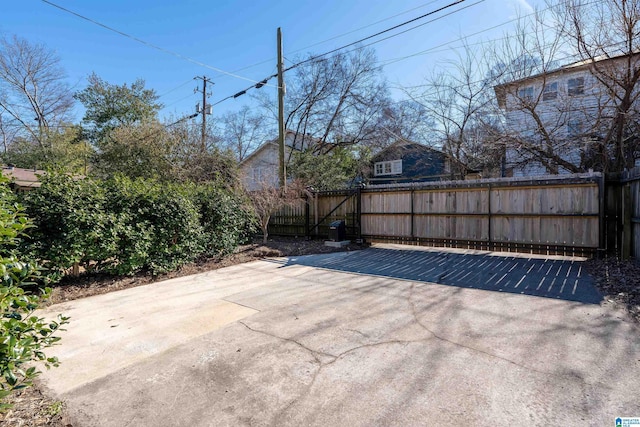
<box><xmin>280</xmin><ymin>247</ymin><xmax>602</xmax><ymax>304</ymax></box>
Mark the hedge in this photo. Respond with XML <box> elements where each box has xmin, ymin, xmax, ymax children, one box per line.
<box><xmin>19</xmin><ymin>174</ymin><xmax>256</xmax><ymax>281</ymax></box>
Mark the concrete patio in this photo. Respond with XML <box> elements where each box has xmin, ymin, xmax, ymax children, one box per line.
<box><xmin>38</xmin><ymin>245</ymin><xmax>640</xmax><ymax>426</ymax></box>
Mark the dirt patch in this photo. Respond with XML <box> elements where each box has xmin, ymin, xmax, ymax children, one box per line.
<box><xmin>0</xmin><ymin>385</ymin><xmax>69</xmax><ymax>427</ymax></box>
<box><xmin>584</xmin><ymin>256</ymin><xmax>640</xmax><ymax>323</ymax></box>
<box><xmin>45</xmin><ymin>237</ymin><xmax>363</xmax><ymax>306</ymax></box>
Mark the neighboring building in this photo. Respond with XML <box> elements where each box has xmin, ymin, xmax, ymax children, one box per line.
<box><xmin>368</xmin><ymin>140</ymin><xmax>459</xmax><ymax>185</ymax></box>
<box><xmin>1</xmin><ymin>165</ymin><xmax>44</xmax><ymax>191</ymax></box>
<box><xmin>240</xmin><ymin>131</ymin><xmax>317</xmax><ymax>191</ymax></box>
<box><xmin>494</xmin><ymin>53</ymin><xmax>640</xmax><ymax>176</ymax></box>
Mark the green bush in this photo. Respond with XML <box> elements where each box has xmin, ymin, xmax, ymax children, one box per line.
<box><xmin>0</xmin><ymin>177</ymin><xmax>68</xmax><ymax>410</ymax></box>
<box><xmin>103</xmin><ymin>177</ymin><xmax>205</xmax><ymax>274</ymax></box>
<box><xmin>20</xmin><ymin>174</ymin><xmax>116</xmax><ymax>282</ymax></box>
<box><xmin>19</xmin><ymin>173</ymin><xmax>256</xmax><ymax>280</ymax></box>
<box><xmin>192</xmin><ymin>183</ymin><xmax>256</xmax><ymax>257</ymax></box>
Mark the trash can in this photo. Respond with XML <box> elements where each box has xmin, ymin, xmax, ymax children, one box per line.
<box><xmin>328</xmin><ymin>220</ymin><xmax>346</xmax><ymax>242</ymax></box>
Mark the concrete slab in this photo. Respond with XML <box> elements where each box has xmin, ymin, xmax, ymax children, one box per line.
<box><xmin>324</xmin><ymin>240</ymin><xmax>350</xmax><ymax>247</ymax></box>
<box><xmin>37</xmin><ymin>246</ymin><xmax>640</xmax><ymax>426</ymax></box>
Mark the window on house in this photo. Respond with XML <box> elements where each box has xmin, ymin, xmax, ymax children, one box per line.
<box><xmin>374</xmin><ymin>160</ymin><xmax>402</xmax><ymax>176</ymax></box>
<box><xmin>542</xmin><ymin>82</ymin><xmax>558</xmax><ymax>101</ymax></box>
<box><xmin>517</xmin><ymin>86</ymin><xmax>534</xmax><ymax>101</ymax></box>
<box><xmin>568</xmin><ymin>77</ymin><xmax>584</xmax><ymax>96</ymax></box>
<box><xmin>567</xmin><ymin>120</ymin><xmax>583</xmax><ymax>137</ymax></box>
<box><xmin>251</xmin><ymin>167</ymin><xmax>264</xmax><ymax>182</ymax></box>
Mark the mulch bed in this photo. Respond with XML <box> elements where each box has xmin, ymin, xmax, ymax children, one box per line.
<box><xmin>2</xmin><ymin>239</ymin><xmax>639</xmax><ymax>426</ymax></box>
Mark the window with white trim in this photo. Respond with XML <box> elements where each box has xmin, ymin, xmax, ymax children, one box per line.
<box><xmin>251</xmin><ymin>167</ymin><xmax>264</xmax><ymax>182</ymax></box>
<box><xmin>568</xmin><ymin>77</ymin><xmax>584</xmax><ymax>96</ymax></box>
<box><xmin>374</xmin><ymin>160</ymin><xmax>402</xmax><ymax>176</ymax></box>
<box><xmin>542</xmin><ymin>82</ymin><xmax>558</xmax><ymax>101</ymax></box>
<box><xmin>517</xmin><ymin>86</ymin><xmax>534</xmax><ymax>101</ymax></box>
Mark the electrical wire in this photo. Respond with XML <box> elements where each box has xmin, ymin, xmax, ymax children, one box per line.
<box><xmin>158</xmin><ymin>79</ymin><xmax>196</xmax><ymax>98</ymax></box>
<box><xmin>211</xmin><ymin>0</ymin><xmax>476</xmax><ymax>107</ymax></box>
<box><xmin>207</xmin><ymin>0</ymin><xmax>446</xmax><ymax>80</ymax></box>
<box><xmin>282</xmin><ymin>0</ymin><xmax>469</xmax><ymax>73</ymax></box>
<box><xmin>317</xmin><ymin>0</ymin><xmax>484</xmax><ymax>66</ymax></box>
<box><xmin>39</xmin><ymin>0</ymin><xmax>278</xmax><ymax>88</ymax></box>
<box><xmin>162</xmin><ymin>92</ymin><xmax>198</xmax><ymax>109</ymax></box>
<box><xmin>376</xmin><ymin>0</ymin><xmax>600</xmax><ymax>68</ymax></box>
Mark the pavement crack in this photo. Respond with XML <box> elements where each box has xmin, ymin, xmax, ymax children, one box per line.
<box><xmin>237</xmin><ymin>322</ymin><xmax>332</xmax><ymax>426</ymax></box>
<box><xmin>406</xmin><ymin>284</ymin><xmax>613</xmax><ymax>390</ymax></box>
<box><xmin>238</xmin><ymin>321</ymin><xmax>336</xmax><ymax>364</ymax></box>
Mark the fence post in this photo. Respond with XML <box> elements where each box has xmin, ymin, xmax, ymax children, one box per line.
<box><xmin>356</xmin><ymin>187</ymin><xmax>362</xmax><ymax>243</ymax></box>
<box><xmin>314</xmin><ymin>193</ymin><xmax>319</xmax><ymax>237</ymax></box>
<box><xmin>487</xmin><ymin>184</ymin><xmax>493</xmax><ymax>251</ymax></box>
<box><xmin>623</xmin><ymin>182</ymin><xmax>632</xmax><ymax>259</ymax></box>
<box><xmin>598</xmin><ymin>174</ymin><xmax>606</xmax><ymax>256</ymax></box>
<box><xmin>305</xmin><ymin>194</ymin><xmax>310</xmax><ymax>240</ymax></box>
<box><xmin>410</xmin><ymin>189</ymin><xmax>415</xmax><ymax>239</ymax></box>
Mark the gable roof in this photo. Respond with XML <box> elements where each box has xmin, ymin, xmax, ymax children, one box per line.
<box><xmin>239</xmin><ymin>130</ymin><xmax>320</xmax><ymax>165</ymax></box>
<box><xmin>371</xmin><ymin>139</ymin><xmax>446</xmax><ymax>162</ymax></box>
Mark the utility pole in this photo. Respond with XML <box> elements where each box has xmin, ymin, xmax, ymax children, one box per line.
<box><xmin>277</xmin><ymin>27</ymin><xmax>286</xmax><ymax>190</ymax></box>
<box><xmin>194</xmin><ymin>76</ymin><xmax>213</xmax><ymax>152</ymax></box>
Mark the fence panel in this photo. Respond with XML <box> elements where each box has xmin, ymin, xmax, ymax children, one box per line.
<box><xmin>268</xmin><ymin>173</ymin><xmax>604</xmax><ymax>256</ymax></box>
<box><xmin>268</xmin><ymin>200</ymin><xmax>307</xmax><ymax>237</ymax></box>
<box><xmin>620</xmin><ymin>167</ymin><xmax>640</xmax><ymax>258</ymax></box>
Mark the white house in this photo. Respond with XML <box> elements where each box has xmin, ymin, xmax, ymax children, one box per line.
<box><xmin>239</xmin><ymin>130</ymin><xmax>317</xmax><ymax>191</ymax></box>
<box><xmin>494</xmin><ymin>53</ymin><xmax>640</xmax><ymax>176</ymax></box>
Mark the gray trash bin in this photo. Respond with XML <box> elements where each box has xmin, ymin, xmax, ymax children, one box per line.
<box><xmin>328</xmin><ymin>220</ymin><xmax>346</xmax><ymax>241</ymax></box>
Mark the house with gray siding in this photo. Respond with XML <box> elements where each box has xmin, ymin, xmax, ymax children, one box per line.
<box><xmin>239</xmin><ymin>131</ymin><xmax>317</xmax><ymax>191</ymax></box>
<box><xmin>367</xmin><ymin>140</ymin><xmax>471</xmax><ymax>185</ymax></box>
<box><xmin>494</xmin><ymin>53</ymin><xmax>640</xmax><ymax>176</ymax></box>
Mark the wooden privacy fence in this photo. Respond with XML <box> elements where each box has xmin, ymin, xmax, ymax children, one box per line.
<box><xmin>269</xmin><ymin>173</ymin><xmax>605</xmax><ymax>257</ymax></box>
<box><xmin>608</xmin><ymin>167</ymin><xmax>640</xmax><ymax>258</ymax></box>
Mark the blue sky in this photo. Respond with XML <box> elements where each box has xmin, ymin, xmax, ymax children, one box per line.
<box><xmin>2</xmin><ymin>0</ymin><xmax>544</xmax><ymax>123</ymax></box>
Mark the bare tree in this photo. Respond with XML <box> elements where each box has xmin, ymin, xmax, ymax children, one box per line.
<box><xmin>255</xmin><ymin>48</ymin><xmax>391</xmax><ymax>157</ymax></box>
<box><xmin>0</xmin><ymin>113</ymin><xmax>19</xmax><ymax>154</ymax></box>
<box><xmin>409</xmin><ymin>41</ymin><xmax>505</xmax><ymax>178</ymax></box>
<box><xmin>551</xmin><ymin>0</ymin><xmax>640</xmax><ymax>172</ymax></box>
<box><xmin>220</xmin><ymin>106</ymin><xmax>267</xmax><ymax>161</ymax></box>
<box><xmin>0</xmin><ymin>35</ymin><xmax>74</xmax><ymax>149</ymax></box>
<box><xmin>488</xmin><ymin>9</ymin><xmax>594</xmax><ymax>175</ymax></box>
<box><xmin>248</xmin><ymin>180</ymin><xmax>306</xmax><ymax>243</ymax></box>
<box><xmin>488</xmin><ymin>1</ymin><xmax>640</xmax><ymax>174</ymax></box>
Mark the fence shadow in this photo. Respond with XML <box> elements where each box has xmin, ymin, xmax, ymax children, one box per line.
<box><xmin>281</xmin><ymin>247</ymin><xmax>602</xmax><ymax>304</ymax></box>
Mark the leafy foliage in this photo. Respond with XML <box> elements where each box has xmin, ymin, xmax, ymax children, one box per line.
<box><xmin>74</xmin><ymin>73</ymin><xmax>162</xmax><ymax>146</ymax></box>
<box><xmin>290</xmin><ymin>146</ymin><xmax>366</xmax><ymax>191</ymax></box>
<box><xmin>192</xmin><ymin>183</ymin><xmax>257</xmax><ymax>256</ymax></box>
<box><xmin>91</xmin><ymin>121</ymin><xmax>177</xmax><ymax>180</ymax></box>
<box><xmin>0</xmin><ymin>177</ymin><xmax>68</xmax><ymax>410</ymax></box>
<box><xmin>19</xmin><ymin>173</ymin><xmax>255</xmax><ymax>280</ymax></box>
<box><xmin>1</xmin><ymin>126</ymin><xmax>91</xmax><ymax>174</ymax></box>
<box><xmin>19</xmin><ymin>174</ymin><xmax>113</xmax><ymax>282</ymax></box>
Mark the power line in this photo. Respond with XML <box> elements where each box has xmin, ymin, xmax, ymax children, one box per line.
<box><xmin>292</xmin><ymin>0</ymin><xmax>445</xmax><ymax>54</ymax></box>
<box><xmin>375</xmin><ymin>0</ymin><xmax>601</xmax><ymax>68</ymax></box>
<box><xmin>207</xmin><ymin>0</ymin><xmax>445</xmax><ymax>81</ymax></box>
<box><xmin>162</xmin><ymin>92</ymin><xmax>196</xmax><ymax>110</ymax></box>
<box><xmin>211</xmin><ymin>0</ymin><xmax>476</xmax><ymax>107</ymax></box>
<box><xmin>283</xmin><ymin>0</ymin><xmax>470</xmax><ymax>73</ymax></box>
<box><xmin>322</xmin><ymin>0</ymin><xmax>485</xmax><ymax>65</ymax></box>
<box><xmin>39</xmin><ymin>0</ymin><xmax>278</xmax><ymax>87</ymax></box>
<box><xmin>158</xmin><ymin>79</ymin><xmax>195</xmax><ymax>98</ymax></box>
